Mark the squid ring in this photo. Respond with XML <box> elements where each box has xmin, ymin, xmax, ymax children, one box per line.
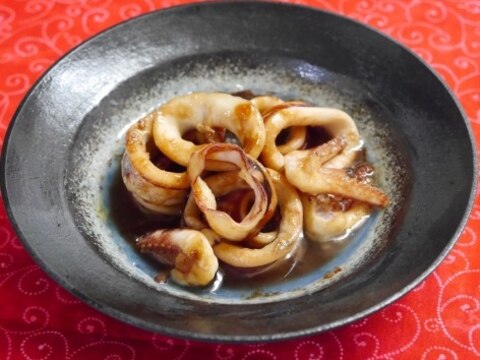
<box><xmin>122</xmin><ymin>154</ymin><xmax>186</xmax><ymax>215</ymax></box>
<box><xmin>252</xmin><ymin>96</ymin><xmax>308</xmax><ymax>155</ymax></box>
<box><xmin>277</xmin><ymin>127</ymin><xmax>307</xmax><ymax>155</ymax></box>
<box><xmin>188</xmin><ymin>143</ymin><xmax>273</xmax><ymax>241</ymax></box>
<box><xmin>261</xmin><ymin>106</ymin><xmax>361</xmax><ymax>171</ymax></box>
<box><xmin>237</xmin><ymin>190</ymin><xmax>278</xmax><ymax>248</ymax></box>
<box><xmin>184</xmin><ymin>169</ymin><xmax>278</xmax><ymax>244</ymax></box>
<box><xmin>124</xmin><ymin>113</ymin><xmax>190</xmax><ymax>189</ymax></box>
<box><xmin>183</xmin><ymin>171</ymin><xmax>249</xmax><ymax>231</ymax></box>
<box><xmin>213</xmin><ymin>169</ymin><xmax>303</xmax><ymax>268</ymax></box>
<box><xmin>136</xmin><ymin>229</ymin><xmax>218</xmax><ymax>286</ymax></box>
<box><xmin>238</xmin><ymin>189</ymin><xmax>256</xmax><ymax>220</ymax></box>
<box><xmin>284</xmin><ymin>138</ymin><xmax>389</xmax><ymax>207</ymax></box>
<box><xmin>152</xmin><ymin>93</ymin><xmax>265</xmax><ymax>167</ymax></box>
<box><xmin>302</xmin><ymin>194</ymin><xmax>371</xmax><ymax>241</ymax></box>
<box><xmin>250</xmin><ymin>95</ymin><xmax>284</xmax><ymax>115</ymax></box>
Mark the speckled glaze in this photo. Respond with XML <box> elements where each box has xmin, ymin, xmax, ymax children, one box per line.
<box><xmin>0</xmin><ymin>2</ymin><xmax>476</xmax><ymax>342</ymax></box>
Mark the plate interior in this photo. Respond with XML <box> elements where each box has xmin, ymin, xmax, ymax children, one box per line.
<box><xmin>66</xmin><ymin>53</ymin><xmax>410</xmax><ymax>304</ymax></box>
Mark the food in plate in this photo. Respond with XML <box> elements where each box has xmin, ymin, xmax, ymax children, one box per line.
<box><xmin>121</xmin><ymin>92</ymin><xmax>389</xmax><ymax>287</ymax></box>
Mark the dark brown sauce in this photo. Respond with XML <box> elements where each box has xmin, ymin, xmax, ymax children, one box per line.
<box><xmin>305</xmin><ymin>126</ymin><xmax>332</xmax><ymax>148</ymax></box>
<box><xmin>231</xmin><ymin>90</ymin><xmax>256</xmax><ymax>100</ymax></box>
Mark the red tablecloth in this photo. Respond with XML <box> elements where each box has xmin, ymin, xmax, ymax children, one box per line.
<box><xmin>1</xmin><ymin>1</ymin><xmax>479</xmax><ymax>359</ymax></box>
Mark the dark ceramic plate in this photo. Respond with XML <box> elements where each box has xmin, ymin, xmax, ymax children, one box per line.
<box><xmin>1</xmin><ymin>2</ymin><xmax>477</xmax><ymax>342</ymax></box>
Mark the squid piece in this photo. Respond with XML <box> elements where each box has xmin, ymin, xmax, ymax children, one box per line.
<box><xmin>122</xmin><ymin>155</ymin><xmax>185</xmax><ymax>215</ymax></box>
<box><xmin>136</xmin><ymin>229</ymin><xmax>218</xmax><ymax>286</ymax></box>
<box><xmin>183</xmin><ymin>192</ymin><xmax>209</xmax><ymax>231</ymax></box>
<box><xmin>277</xmin><ymin>126</ymin><xmax>307</xmax><ymax>155</ymax></box>
<box><xmin>213</xmin><ymin>169</ymin><xmax>303</xmax><ymax>268</ymax></box>
<box><xmin>152</xmin><ymin>93</ymin><xmax>265</xmax><ymax>166</ymax></box>
<box><xmin>183</xmin><ymin>171</ymin><xmax>250</xmax><ymax>231</ymax></box>
<box><xmin>122</xmin><ymin>114</ymin><xmax>189</xmax><ymax>215</ymax></box>
<box><xmin>260</xmin><ymin>100</ymin><xmax>308</xmax><ymax>121</ymax></box>
<box><xmin>251</xmin><ymin>96</ymin><xmax>308</xmax><ymax>154</ymax></box>
<box><xmin>237</xmin><ymin>190</ymin><xmax>278</xmax><ymax>248</ymax></box>
<box><xmin>238</xmin><ymin>189</ymin><xmax>255</xmax><ymax>220</ymax></box>
<box><xmin>245</xmin><ymin>231</ymin><xmax>277</xmax><ymax>248</ymax></box>
<box><xmin>261</xmin><ymin>106</ymin><xmax>362</xmax><ymax>171</ymax></box>
<box><xmin>284</xmin><ymin>138</ymin><xmax>389</xmax><ymax>207</ymax></box>
<box><xmin>285</xmin><ymin>139</ymin><xmax>388</xmax><ymax>207</ymax></box>
<box><xmin>124</xmin><ymin>113</ymin><xmax>190</xmax><ymax>189</ymax></box>
<box><xmin>250</xmin><ymin>95</ymin><xmax>284</xmax><ymax>115</ymax></box>
<box><xmin>302</xmin><ymin>194</ymin><xmax>371</xmax><ymax>241</ymax></box>
<box><xmin>187</xmin><ymin>144</ymin><xmax>277</xmax><ymax>241</ymax></box>
<box><xmin>183</xmin><ymin>169</ymin><xmax>278</xmax><ymax>245</ymax></box>
<box><xmin>286</xmin><ymin>137</ymin><xmax>387</xmax><ymax>241</ymax></box>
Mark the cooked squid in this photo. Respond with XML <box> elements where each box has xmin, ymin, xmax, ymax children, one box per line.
<box><xmin>124</xmin><ymin>113</ymin><xmax>190</xmax><ymax>189</ymax></box>
<box><xmin>252</xmin><ymin>96</ymin><xmax>308</xmax><ymax>155</ymax></box>
<box><xmin>261</xmin><ymin>106</ymin><xmax>362</xmax><ymax>171</ymax></box>
<box><xmin>213</xmin><ymin>170</ymin><xmax>303</xmax><ymax>268</ymax></box>
<box><xmin>188</xmin><ymin>143</ymin><xmax>276</xmax><ymax>241</ymax></box>
<box><xmin>119</xmin><ymin>92</ymin><xmax>391</xmax><ymax>287</ymax></box>
<box><xmin>184</xmin><ymin>169</ymin><xmax>278</xmax><ymax>247</ymax></box>
<box><xmin>285</xmin><ymin>137</ymin><xmax>387</xmax><ymax>241</ymax></box>
<box><xmin>136</xmin><ymin>229</ymin><xmax>218</xmax><ymax>286</ymax></box>
<box><xmin>302</xmin><ymin>194</ymin><xmax>371</xmax><ymax>241</ymax></box>
<box><xmin>122</xmin><ymin>155</ymin><xmax>186</xmax><ymax>215</ymax></box>
<box><xmin>250</xmin><ymin>95</ymin><xmax>284</xmax><ymax>115</ymax></box>
<box><xmin>152</xmin><ymin>93</ymin><xmax>265</xmax><ymax>167</ymax></box>
<box><xmin>122</xmin><ymin>113</ymin><xmax>189</xmax><ymax>215</ymax></box>
<box><xmin>183</xmin><ymin>171</ymin><xmax>249</xmax><ymax>231</ymax></box>
<box><xmin>284</xmin><ymin>138</ymin><xmax>388</xmax><ymax>207</ymax></box>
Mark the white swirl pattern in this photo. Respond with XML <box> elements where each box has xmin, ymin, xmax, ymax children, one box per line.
<box><xmin>0</xmin><ymin>1</ymin><xmax>479</xmax><ymax>359</ymax></box>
